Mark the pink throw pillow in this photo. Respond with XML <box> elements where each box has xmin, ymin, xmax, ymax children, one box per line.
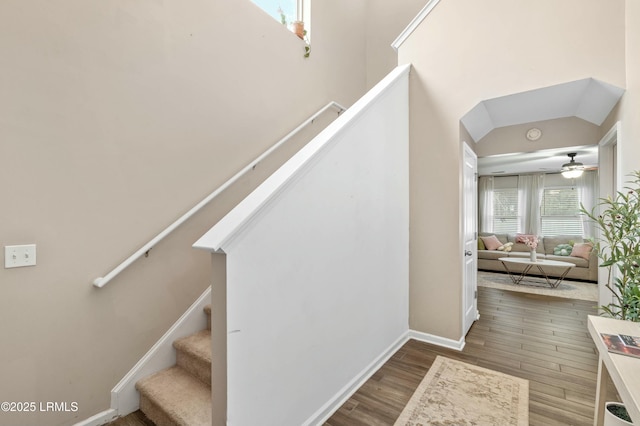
<box><xmin>570</xmin><ymin>243</ymin><xmax>593</xmax><ymax>260</ymax></box>
<box><xmin>516</xmin><ymin>234</ymin><xmax>536</xmax><ymax>243</ymax></box>
<box><xmin>480</xmin><ymin>235</ymin><xmax>503</xmax><ymax>251</ymax></box>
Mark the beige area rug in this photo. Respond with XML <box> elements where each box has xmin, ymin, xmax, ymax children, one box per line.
<box><xmin>478</xmin><ymin>270</ymin><xmax>598</xmax><ymax>302</ymax></box>
<box><xmin>394</xmin><ymin>356</ymin><xmax>529</xmax><ymax>426</ymax></box>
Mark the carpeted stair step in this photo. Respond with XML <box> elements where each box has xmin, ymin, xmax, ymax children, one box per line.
<box><xmin>204</xmin><ymin>305</ymin><xmax>211</xmax><ymax>330</ymax></box>
<box><xmin>136</xmin><ymin>365</ymin><xmax>211</xmax><ymax>426</ymax></box>
<box><xmin>173</xmin><ymin>329</ymin><xmax>212</xmax><ymax>386</ymax></box>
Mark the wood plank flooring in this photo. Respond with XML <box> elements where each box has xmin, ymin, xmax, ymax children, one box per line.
<box><xmin>324</xmin><ymin>286</ymin><xmax>603</xmax><ymax>426</ymax></box>
<box><xmin>105</xmin><ymin>410</ymin><xmax>154</xmax><ymax>426</ymax></box>
<box><xmin>111</xmin><ymin>285</ymin><xmax>607</xmax><ymax>426</ymax></box>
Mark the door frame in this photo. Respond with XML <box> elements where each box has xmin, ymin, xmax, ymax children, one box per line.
<box><xmin>597</xmin><ymin>121</ymin><xmax>622</xmax><ymax>308</ymax></box>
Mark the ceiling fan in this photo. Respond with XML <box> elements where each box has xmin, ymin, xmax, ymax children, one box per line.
<box><xmin>560</xmin><ymin>153</ymin><xmax>585</xmax><ymax>178</ymax></box>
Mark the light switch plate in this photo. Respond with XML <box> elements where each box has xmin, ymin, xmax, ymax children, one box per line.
<box><xmin>4</xmin><ymin>244</ymin><xmax>37</xmax><ymax>268</ymax></box>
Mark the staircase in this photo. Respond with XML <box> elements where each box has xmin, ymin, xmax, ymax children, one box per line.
<box><xmin>135</xmin><ymin>305</ymin><xmax>212</xmax><ymax>426</ymax></box>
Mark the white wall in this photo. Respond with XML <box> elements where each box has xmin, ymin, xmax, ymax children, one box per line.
<box><xmin>195</xmin><ymin>66</ymin><xmax>410</xmax><ymax>426</ymax></box>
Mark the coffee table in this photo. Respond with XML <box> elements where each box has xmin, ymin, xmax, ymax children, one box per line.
<box><xmin>498</xmin><ymin>257</ymin><xmax>575</xmax><ymax>288</ymax></box>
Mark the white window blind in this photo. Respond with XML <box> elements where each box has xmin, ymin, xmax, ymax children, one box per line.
<box><xmin>492</xmin><ymin>188</ymin><xmax>519</xmax><ymax>233</ymax></box>
<box><xmin>540</xmin><ymin>187</ymin><xmax>583</xmax><ymax>236</ymax></box>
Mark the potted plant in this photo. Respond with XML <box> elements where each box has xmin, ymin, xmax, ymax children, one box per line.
<box><xmin>604</xmin><ymin>402</ymin><xmax>633</xmax><ymax>426</ymax></box>
<box><xmin>580</xmin><ymin>170</ymin><xmax>640</xmax><ymax>322</ymax></box>
<box><xmin>292</xmin><ymin>20</ymin><xmax>305</xmax><ymax>39</ymax></box>
<box><xmin>581</xmin><ymin>171</ymin><xmax>640</xmax><ymax>426</ymax></box>
<box><xmin>278</xmin><ymin>8</ymin><xmax>310</xmax><ymax>57</ymax></box>
<box><xmin>293</xmin><ymin>23</ymin><xmax>311</xmax><ymax>58</ymax></box>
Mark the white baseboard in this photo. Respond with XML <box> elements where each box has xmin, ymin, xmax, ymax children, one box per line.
<box><xmin>303</xmin><ymin>327</ymin><xmax>466</xmax><ymax>425</ymax></box>
<box><xmin>407</xmin><ymin>329</ymin><xmax>466</xmax><ymax>351</ymax></box>
<box><xmin>77</xmin><ymin>319</ymin><xmax>465</xmax><ymax>426</ymax></box>
<box><xmin>72</xmin><ymin>409</ymin><xmax>118</xmax><ymax>426</ymax></box>
<box><xmin>305</xmin><ymin>331</ymin><xmax>411</xmax><ymax>426</ymax></box>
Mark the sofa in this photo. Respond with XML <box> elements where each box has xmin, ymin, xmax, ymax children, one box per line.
<box><xmin>478</xmin><ymin>233</ymin><xmax>598</xmax><ymax>282</ymax></box>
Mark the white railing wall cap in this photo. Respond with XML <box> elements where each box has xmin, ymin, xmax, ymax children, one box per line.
<box><xmin>391</xmin><ymin>0</ymin><xmax>441</xmax><ymax>51</ymax></box>
<box><xmin>93</xmin><ymin>101</ymin><xmax>345</xmax><ymax>288</ymax></box>
<box><xmin>193</xmin><ymin>64</ymin><xmax>411</xmax><ymax>254</ymax></box>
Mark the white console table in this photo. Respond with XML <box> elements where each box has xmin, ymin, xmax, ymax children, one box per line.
<box><xmin>587</xmin><ymin>315</ymin><xmax>640</xmax><ymax>425</ymax></box>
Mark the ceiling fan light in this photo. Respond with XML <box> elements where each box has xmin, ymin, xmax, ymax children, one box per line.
<box><xmin>560</xmin><ymin>153</ymin><xmax>584</xmax><ymax>178</ymax></box>
<box><xmin>561</xmin><ymin>168</ymin><xmax>584</xmax><ymax>179</ymax></box>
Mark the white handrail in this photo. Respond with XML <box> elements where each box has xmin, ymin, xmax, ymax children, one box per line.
<box><xmin>93</xmin><ymin>101</ymin><xmax>346</xmax><ymax>288</ymax></box>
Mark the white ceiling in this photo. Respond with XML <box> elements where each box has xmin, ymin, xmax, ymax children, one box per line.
<box><xmin>477</xmin><ymin>145</ymin><xmax>599</xmax><ymax>176</ymax></box>
<box><xmin>461</xmin><ymin>78</ymin><xmax>625</xmax><ymax>143</ymax></box>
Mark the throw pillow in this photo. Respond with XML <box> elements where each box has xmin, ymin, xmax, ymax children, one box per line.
<box><xmin>478</xmin><ymin>238</ymin><xmax>486</xmax><ymax>250</ymax></box>
<box><xmin>480</xmin><ymin>235</ymin><xmax>503</xmax><ymax>251</ymax></box>
<box><xmin>570</xmin><ymin>242</ymin><xmax>593</xmax><ymax>260</ymax></box>
<box><xmin>553</xmin><ymin>244</ymin><xmax>573</xmax><ymax>256</ymax></box>
<box><xmin>515</xmin><ymin>234</ymin><xmax>537</xmax><ymax>244</ymax></box>
<box><xmin>497</xmin><ymin>242</ymin><xmax>514</xmax><ymax>252</ymax></box>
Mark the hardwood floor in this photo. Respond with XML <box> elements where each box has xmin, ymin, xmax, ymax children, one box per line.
<box><xmin>105</xmin><ymin>410</ymin><xmax>155</xmax><ymax>426</ymax></box>
<box><xmin>111</xmin><ymin>286</ymin><xmax>607</xmax><ymax>426</ymax></box>
<box><xmin>325</xmin><ymin>286</ymin><xmax>603</xmax><ymax>426</ymax></box>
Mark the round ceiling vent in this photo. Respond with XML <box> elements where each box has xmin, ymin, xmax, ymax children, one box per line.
<box><xmin>526</xmin><ymin>128</ymin><xmax>542</xmax><ymax>141</ymax></box>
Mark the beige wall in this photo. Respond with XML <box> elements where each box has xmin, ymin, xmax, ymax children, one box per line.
<box><xmin>0</xmin><ymin>1</ymin><xmax>366</xmax><ymax>424</ymax></box>
<box><xmin>365</xmin><ymin>0</ymin><xmax>427</xmax><ymax>89</ymax></box>
<box><xmin>399</xmin><ymin>0</ymin><xmax>626</xmax><ymax>340</ymax></box>
<box><xmin>476</xmin><ymin>117</ymin><xmax>602</xmax><ymax>158</ymax></box>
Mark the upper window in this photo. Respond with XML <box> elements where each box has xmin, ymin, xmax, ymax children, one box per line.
<box><xmin>251</xmin><ymin>0</ymin><xmax>308</xmax><ymax>38</ymax></box>
<box><xmin>540</xmin><ymin>187</ymin><xmax>583</xmax><ymax>236</ymax></box>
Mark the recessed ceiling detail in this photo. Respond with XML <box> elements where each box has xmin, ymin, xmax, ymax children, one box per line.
<box><xmin>461</xmin><ymin>78</ymin><xmax>625</xmax><ymax>142</ymax></box>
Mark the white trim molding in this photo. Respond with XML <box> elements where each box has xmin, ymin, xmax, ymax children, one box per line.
<box><xmin>391</xmin><ymin>0</ymin><xmax>441</xmax><ymax>51</ymax></box>
<box><xmin>306</xmin><ymin>333</ymin><xmax>410</xmax><ymax>426</ymax></box>
<box><xmin>305</xmin><ymin>328</ymin><xmax>466</xmax><ymax>424</ymax></box>
<box><xmin>408</xmin><ymin>329</ymin><xmax>466</xmax><ymax>351</ymax></box>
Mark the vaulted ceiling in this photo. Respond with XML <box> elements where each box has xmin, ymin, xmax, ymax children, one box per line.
<box><xmin>467</xmin><ymin>78</ymin><xmax>624</xmax><ymax>176</ymax></box>
<box><xmin>461</xmin><ymin>78</ymin><xmax>625</xmax><ymax>143</ymax></box>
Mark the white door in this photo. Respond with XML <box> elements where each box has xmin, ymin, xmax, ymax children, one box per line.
<box><xmin>462</xmin><ymin>143</ymin><xmax>478</xmax><ymax>336</ymax></box>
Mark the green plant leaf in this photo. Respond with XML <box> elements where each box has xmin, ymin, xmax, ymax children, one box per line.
<box><xmin>591</xmin><ymin>171</ymin><xmax>640</xmax><ymax>321</ymax></box>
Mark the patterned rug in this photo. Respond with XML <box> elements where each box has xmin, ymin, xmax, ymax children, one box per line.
<box><xmin>394</xmin><ymin>356</ymin><xmax>529</xmax><ymax>426</ymax></box>
<box><xmin>478</xmin><ymin>270</ymin><xmax>598</xmax><ymax>302</ymax></box>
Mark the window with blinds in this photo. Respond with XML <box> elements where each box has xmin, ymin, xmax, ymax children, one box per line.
<box><xmin>540</xmin><ymin>187</ymin><xmax>583</xmax><ymax>235</ymax></box>
<box><xmin>492</xmin><ymin>188</ymin><xmax>519</xmax><ymax>233</ymax></box>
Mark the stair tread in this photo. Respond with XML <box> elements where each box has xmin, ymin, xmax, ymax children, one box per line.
<box><xmin>173</xmin><ymin>329</ymin><xmax>211</xmax><ymax>363</ymax></box>
<box><xmin>136</xmin><ymin>366</ymin><xmax>211</xmax><ymax>426</ymax></box>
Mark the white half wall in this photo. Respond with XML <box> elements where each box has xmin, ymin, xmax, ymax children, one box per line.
<box><xmin>195</xmin><ymin>65</ymin><xmax>410</xmax><ymax>425</ymax></box>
